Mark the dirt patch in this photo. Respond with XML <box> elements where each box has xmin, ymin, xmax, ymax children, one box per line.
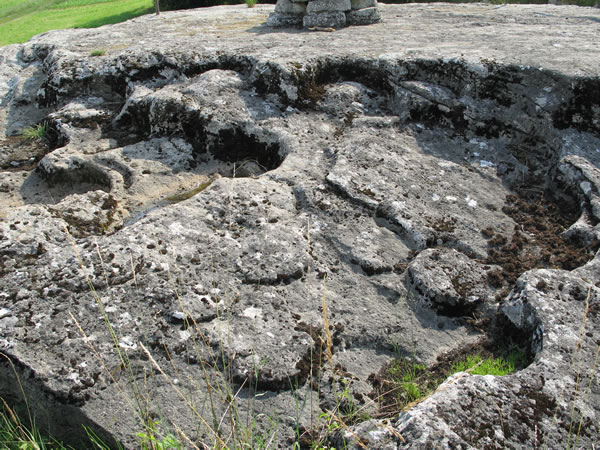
<box><xmin>0</xmin><ymin>136</ymin><xmax>49</xmax><ymax>171</ymax></box>
<box><xmin>291</xmin><ymin>65</ymin><xmax>327</xmax><ymax>108</ymax></box>
<box><xmin>484</xmin><ymin>188</ymin><xmax>598</xmax><ymax>295</ymax></box>
<box><xmin>451</xmin><ymin>275</ymin><xmax>474</xmax><ymax>299</ymax></box>
<box><xmin>430</xmin><ymin>216</ymin><xmax>457</xmax><ymax>233</ymax></box>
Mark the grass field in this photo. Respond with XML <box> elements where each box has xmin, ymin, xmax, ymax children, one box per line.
<box><xmin>0</xmin><ymin>0</ymin><xmax>154</xmax><ymax>47</ymax></box>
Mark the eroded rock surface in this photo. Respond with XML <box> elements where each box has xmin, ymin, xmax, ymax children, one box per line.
<box><xmin>0</xmin><ymin>4</ymin><xmax>599</xmax><ymax>448</ymax></box>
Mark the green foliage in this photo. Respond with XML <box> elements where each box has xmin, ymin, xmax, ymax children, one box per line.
<box><xmin>0</xmin><ymin>0</ymin><xmax>153</xmax><ymax>46</ymax></box>
<box><xmin>158</xmin><ymin>0</ymin><xmax>274</xmax><ymax>11</ymax></box>
<box><xmin>21</xmin><ymin>123</ymin><xmax>48</xmax><ymax>141</ymax></box>
<box><xmin>158</xmin><ymin>0</ymin><xmax>240</xmax><ymax>11</ymax></box>
<box><xmin>451</xmin><ymin>354</ymin><xmax>514</xmax><ymax>375</ymax></box>
<box><xmin>0</xmin><ymin>401</ymin><xmax>37</xmax><ymax>448</ymax></box>
<box><xmin>89</xmin><ymin>49</ymin><xmax>106</xmax><ymax>56</ymax></box>
<box><xmin>401</xmin><ymin>381</ymin><xmax>422</xmax><ymax>402</ymax></box>
<box><xmin>136</xmin><ymin>420</ymin><xmax>183</xmax><ymax>450</ymax></box>
<box><xmin>387</xmin><ymin>359</ymin><xmax>430</xmax><ymax>406</ymax></box>
<box><xmin>0</xmin><ymin>399</ymin><xmax>65</xmax><ymax>449</ymax></box>
<box><xmin>382</xmin><ymin>349</ymin><xmax>526</xmax><ymax>414</ymax></box>
<box><xmin>334</xmin><ymin>378</ymin><xmax>369</xmax><ymax>424</ymax></box>
<box><xmin>0</xmin><ymin>406</ymin><xmax>120</xmax><ymax>450</ymax></box>
<box><xmin>388</xmin><ymin>359</ymin><xmax>426</xmax><ymax>384</ymax></box>
<box><xmin>451</xmin><ymin>349</ymin><xmax>527</xmax><ymax>376</ymax></box>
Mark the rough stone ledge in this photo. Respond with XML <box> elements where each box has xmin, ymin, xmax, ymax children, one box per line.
<box><xmin>0</xmin><ymin>3</ymin><xmax>599</xmax><ymax>448</ymax></box>
<box><xmin>343</xmin><ymin>263</ymin><xmax>600</xmax><ymax>448</ymax></box>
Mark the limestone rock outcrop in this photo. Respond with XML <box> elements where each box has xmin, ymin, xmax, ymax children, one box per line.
<box><xmin>0</xmin><ymin>4</ymin><xmax>599</xmax><ymax>448</ymax></box>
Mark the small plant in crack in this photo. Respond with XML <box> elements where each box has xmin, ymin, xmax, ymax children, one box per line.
<box><xmin>136</xmin><ymin>419</ymin><xmax>183</xmax><ymax>450</ymax></box>
<box><xmin>21</xmin><ymin>122</ymin><xmax>49</xmax><ymax>141</ymax></box>
<box><xmin>336</xmin><ymin>378</ymin><xmax>369</xmax><ymax>425</ymax></box>
<box><xmin>401</xmin><ymin>381</ymin><xmax>422</xmax><ymax>403</ymax></box>
<box><xmin>89</xmin><ymin>49</ymin><xmax>106</xmax><ymax>57</ymax></box>
<box><xmin>387</xmin><ymin>359</ymin><xmax>429</xmax><ymax>406</ymax></box>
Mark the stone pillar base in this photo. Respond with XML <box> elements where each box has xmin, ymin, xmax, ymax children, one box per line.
<box><xmin>268</xmin><ymin>0</ymin><xmax>380</xmax><ymax>28</ymax></box>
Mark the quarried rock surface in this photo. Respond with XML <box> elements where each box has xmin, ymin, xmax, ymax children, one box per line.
<box><xmin>0</xmin><ymin>3</ymin><xmax>599</xmax><ymax>448</ymax></box>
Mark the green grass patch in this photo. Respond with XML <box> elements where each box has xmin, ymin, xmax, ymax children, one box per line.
<box><xmin>0</xmin><ymin>398</ymin><xmax>74</xmax><ymax>449</ymax></box>
<box><xmin>0</xmin><ymin>400</ymin><xmax>46</xmax><ymax>448</ymax></box>
<box><xmin>0</xmin><ymin>0</ymin><xmax>153</xmax><ymax>47</ymax></box>
<box><xmin>21</xmin><ymin>122</ymin><xmax>49</xmax><ymax>141</ymax></box>
<box><xmin>385</xmin><ymin>359</ymin><xmax>439</xmax><ymax>408</ymax></box>
<box><xmin>451</xmin><ymin>350</ymin><xmax>527</xmax><ymax>376</ymax></box>
<box><xmin>374</xmin><ymin>347</ymin><xmax>527</xmax><ymax>416</ymax></box>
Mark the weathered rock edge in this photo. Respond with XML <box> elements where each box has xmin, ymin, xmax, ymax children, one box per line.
<box><xmin>0</xmin><ymin>4</ymin><xmax>599</xmax><ymax>449</ymax></box>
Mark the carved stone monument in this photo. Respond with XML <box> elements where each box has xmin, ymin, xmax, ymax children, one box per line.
<box><xmin>267</xmin><ymin>0</ymin><xmax>380</xmax><ymax>28</ymax></box>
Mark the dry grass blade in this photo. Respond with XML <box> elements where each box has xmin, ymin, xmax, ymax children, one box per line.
<box><xmin>381</xmin><ymin>422</ymin><xmax>406</xmax><ymax>443</ymax></box>
<box><xmin>574</xmin><ymin>343</ymin><xmax>599</xmax><ymax>447</ymax></box>
<box><xmin>0</xmin><ymin>397</ymin><xmax>40</xmax><ymax>449</ymax></box>
<box><xmin>172</xmin><ymin>423</ymin><xmax>204</xmax><ymax>450</ymax></box>
<box><xmin>139</xmin><ymin>343</ymin><xmax>225</xmax><ymax>447</ymax></box>
<box><xmin>320</xmin><ymin>276</ymin><xmax>334</xmax><ymax>373</ymax></box>
<box><xmin>218</xmin><ymin>378</ymin><xmax>247</xmax><ymax>445</ymax></box>
<box><xmin>322</xmin><ymin>408</ymin><xmax>369</xmax><ymax>449</ymax></box>
<box><xmin>0</xmin><ymin>353</ymin><xmax>34</xmax><ymax>429</ymax></box>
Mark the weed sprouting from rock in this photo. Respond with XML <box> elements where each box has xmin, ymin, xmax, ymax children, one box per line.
<box><xmin>21</xmin><ymin>122</ymin><xmax>49</xmax><ymax>141</ymax></box>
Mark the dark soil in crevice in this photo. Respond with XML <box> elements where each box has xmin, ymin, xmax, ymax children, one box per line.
<box><xmin>506</xmin><ymin>135</ymin><xmax>556</xmax><ymax>176</ymax></box>
<box><xmin>553</xmin><ymin>77</ymin><xmax>600</xmax><ymax>135</ymax></box>
<box><xmin>294</xmin><ymin>321</ymin><xmax>328</xmax><ymax>386</ymax></box>
<box><xmin>287</xmin><ymin>58</ymin><xmax>394</xmax><ymax>109</ymax></box>
<box><xmin>38</xmin><ymin>163</ymin><xmax>112</xmax><ymax>191</ymax></box>
<box><xmin>0</xmin><ymin>136</ymin><xmax>49</xmax><ymax>171</ymax></box>
<box><xmin>312</xmin><ymin>59</ymin><xmax>394</xmax><ymax>96</ymax></box>
<box><xmin>208</xmin><ymin>128</ymin><xmax>283</xmax><ymax>172</ymax></box>
<box><xmin>293</xmin><ymin>320</ymin><xmax>347</xmax><ymax>387</ymax></box>
<box><xmin>42</xmin><ymin>120</ymin><xmax>68</xmax><ymax>151</ymax></box>
<box><xmin>0</xmin><ymin>121</ymin><xmax>65</xmax><ymax>171</ymax></box>
<box><xmin>483</xmin><ymin>186</ymin><xmax>598</xmax><ymax>295</ymax></box>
